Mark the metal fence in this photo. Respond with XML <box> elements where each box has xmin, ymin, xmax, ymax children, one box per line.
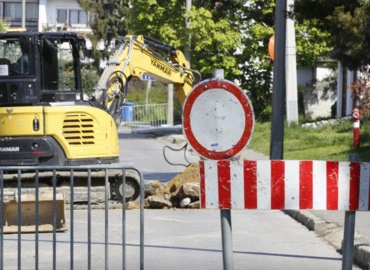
<box><xmin>125</xmin><ymin>103</ymin><xmax>168</xmax><ymax>127</ymax></box>
<box><xmin>0</xmin><ymin>166</ymin><xmax>144</xmax><ymax>270</ymax></box>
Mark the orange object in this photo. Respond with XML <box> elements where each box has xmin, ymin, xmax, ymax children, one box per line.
<box><xmin>268</xmin><ymin>35</ymin><xmax>275</xmax><ymax>61</ymax></box>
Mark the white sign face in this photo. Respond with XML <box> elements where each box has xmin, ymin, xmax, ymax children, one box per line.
<box><xmin>190</xmin><ymin>88</ymin><xmax>245</xmax><ymax>152</ymax></box>
<box><xmin>0</xmin><ymin>65</ymin><xmax>9</xmax><ymax>76</ymax></box>
<box><xmin>183</xmin><ymin>79</ymin><xmax>254</xmax><ymax>160</ymax></box>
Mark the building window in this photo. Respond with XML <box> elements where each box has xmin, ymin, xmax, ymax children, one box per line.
<box><xmin>26</xmin><ymin>3</ymin><xmax>38</xmax><ymax>21</ymax></box>
<box><xmin>57</xmin><ymin>9</ymin><xmax>88</xmax><ymax>25</ymax></box>
<box><xmin>57</xmin><ymin>9</ymin><xmax>67</xmax><ymax>24</ymax></box>
<box><xmin>69</xmin><ymin>10</ymin><xmax>87</xmax><ymax>24</ymax></box>
<box><xmin>4</xmin><ymin>3</ymin><xmax>21</xmax><ymax>20</ymax></box>
<box><xmin>4</xmin><ymin>3</ymin><xmax>37</xmax><ymax>21</ymax></box>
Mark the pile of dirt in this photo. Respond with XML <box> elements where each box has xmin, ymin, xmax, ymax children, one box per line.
<box><xmin>144</xmin><ymin>163</ymin><xmax>200</xmax><ymax>209</ymax></box>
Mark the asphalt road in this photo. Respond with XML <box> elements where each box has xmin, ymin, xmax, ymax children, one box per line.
<box><xmin>117</xmin><ymin>128</ymin><xmax>200</xmax><ymax>182</ymax></box>
<box><xmin>3</xmin><ymin>210</ymin><xmax>352</xmax><ymax>270</ymax></box>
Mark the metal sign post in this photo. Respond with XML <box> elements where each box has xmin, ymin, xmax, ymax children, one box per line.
<box><xmin>214</xmin><ymin>69</ymin><xmax>232</xmax><ymax>270</ymax></box>
<box><xmin>184</xmin><ymin>69</ymin><xmax>255</xmax><ymax>270</ymax></box>
<box><xmin>342</xmin><ymin>154</ymin><xmax>359</xmax><ymax>270</ymax></box>
<box><xmin>142</xmin><ymin>75</ymin><xmax>155</xmax><ymax>113</ymax></box>
<box><xmin>220</xmin><ymin>209</ymin><xmax>233</xmax><ymax>270</ymax></box>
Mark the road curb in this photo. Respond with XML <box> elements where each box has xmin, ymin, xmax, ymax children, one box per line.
<box><xmin>284</xmin><ymin>210</ymin><xmax>370</xmax><ymax>269</ymax></box>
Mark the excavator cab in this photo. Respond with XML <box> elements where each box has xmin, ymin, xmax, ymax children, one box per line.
<box><xmin>0</xmin><ymin>32</ymin><xmax>119</xmax><ymax>167</ymax></box>
<box><xmin>0</xmin><ymin>35</ymin><xmax>32</xmax><ymax>76</ymax></box>
<box><xmin>0</xmin><ymin>32</ymin><xmax>82</xmax><ymax>106</ymax></box>
<box><xmin>0</xmin><ymin>32</ymin><xmax>84</xmax><ymax>106</ymax></box>
<box><xmin>40</xmin><ymin>35</ymin><xmax>85</xmax><ymax>102</ymax></box>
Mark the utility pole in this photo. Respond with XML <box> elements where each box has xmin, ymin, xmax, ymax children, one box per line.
<box><xmin>185</xmin><ymin>0</ymin><xmax>191</xmax><ymax>66</ymax></box>
<box><xmin>285</xmin><ymin>0</ymin><xmax>298</xmax><ymax>124</ymax></box>
<box><xmin>270</xmin><ymin>0</ymin><xmax>287</xmax><ymax>160</ymax></box>
<box><xmin>176</xmin><ymin>0</ymin><xmax>191</xmax><ymax>127</ymax></box>
<box><xmin>22</xmin><ymin>0</ymin><xmax>26</xmax><ymax>29</ymax></box>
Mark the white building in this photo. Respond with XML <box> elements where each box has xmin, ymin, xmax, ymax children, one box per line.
<box><xmin>38</xmin><ymin>0</ymin><xmax>93</xmax><ymax>34</ymax></box>
<box><xmin>297</xmin><ymin>63</ymin><xmax>337</xmax><ymax>120</ymax></box>
<box><xmin>0</xmin><ymin>0</ymin><xmax>92</xmax><ymax>34</ymax></box>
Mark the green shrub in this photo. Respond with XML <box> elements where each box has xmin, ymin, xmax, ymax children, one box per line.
<box><xmin>81</xmin><ymin>68</ymin><xmax>99</xmax><ymax>94</ymax></box>
<box><xmin>352</xmin><ymin>70</ymin><xmax>370</xmax><ymax>118</ymax></box>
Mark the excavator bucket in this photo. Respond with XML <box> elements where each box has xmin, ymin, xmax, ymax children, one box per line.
<box><xmin>2</xmin><ymin>193</ymin><xmax>67</xmax><ymax>233</ymax></box>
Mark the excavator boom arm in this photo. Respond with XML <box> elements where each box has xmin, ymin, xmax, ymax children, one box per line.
<box><xmin>93</xmin><ymin>35</ymin><xmax>196</xmax><ymax>113</ymax></box>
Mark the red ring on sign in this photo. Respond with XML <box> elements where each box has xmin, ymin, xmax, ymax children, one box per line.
<box><xmin>183</xmin><ymin>79</ymin><xmax>254</xmax><ymax>160</ymax></box>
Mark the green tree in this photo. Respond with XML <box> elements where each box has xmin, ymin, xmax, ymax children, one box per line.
<box><xmin>128</xmin><ymin>0</ymin><xmax>336</xmax><ymax>120</ymax></box>
<box><xmin>77</xmin><ymin>0</ymin><xmax>131</xmax><ymax>69</ymax></box>
<box><xmin>236</xmin><ymin>1</ymin><xmax>274</xmax><ymax>121</ymax></box>
<box><xmin>130</xmin><ymin>0</ymin><xmax>242</xmax><ymax>78</ymax></box>
<box><xmin>294</xmin><ymin>0</ymin><xmax>370</xmax><ymax>70</ymax></box>
<box><xmin>77</xmin><ymin>0</ymin><xmax>131</xmax><ymax>41</ymax></box>
<box><xmin>237</xmin><ymin>0</ymin><xmax>333</xmax><ymax>120</ymax></box>
<box><xmin>76</xmin><ymin>0</ymin><xmax>338</xmax><ymax>121</ymax></box>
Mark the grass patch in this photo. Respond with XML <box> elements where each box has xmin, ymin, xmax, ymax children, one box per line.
<box><xmin>249</xmin><ymin>120</ymin><xmax>370</xmax><ymax>162</ymax></box>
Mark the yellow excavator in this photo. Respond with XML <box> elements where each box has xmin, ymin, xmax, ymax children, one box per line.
<box><xmin>0</xmin><ymin>32</ymin><xmax>196</xmax><ymax>232</ymax></box>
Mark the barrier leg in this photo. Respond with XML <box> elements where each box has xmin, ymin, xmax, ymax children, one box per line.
<box><xmin>220</xmin><ymin>209</ymin><xmax>233</xmax><ymax>270</ymax></box>
<box><xmin>342</xmin><ymin>154</ymin><xmax>358</xmax><ymax>270</ymax></box>
<box><xmin>342</xmin><ymin>211</ymin><xmax>356</xmax><ymax>270</ymax></box>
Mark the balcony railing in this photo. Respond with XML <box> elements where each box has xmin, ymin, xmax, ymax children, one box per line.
<box><xmin>4</xmin><ymin>17</ymin><xmax>38</xmax><ymax>31</ymax></box>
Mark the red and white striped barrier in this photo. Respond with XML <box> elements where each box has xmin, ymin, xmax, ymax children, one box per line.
<box><xmin>199</xmin><ymin>160</ymin><xmax>370</xmax><ymax>211</ymax></box>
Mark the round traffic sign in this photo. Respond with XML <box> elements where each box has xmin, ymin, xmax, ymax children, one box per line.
<box><xmin>183</xmin><ymin>79</ymin><xmax>254</xmax><ymax>160</ymax></box>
